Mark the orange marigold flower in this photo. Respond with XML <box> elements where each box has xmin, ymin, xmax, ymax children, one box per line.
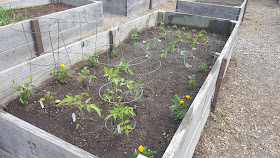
<box><xmin>138</xmin><ymin>145</ymin><xmax>144</xmax><ymax>153</ymax></box>
<box><xmin>185</xmin><ymin>95</ymin><xmax>191</xmax><ymax>100</ymax></box>
<box><xmin>180</xmin><ymin>100</ymin><xmax>184</xmax><ymax>105</ymax></box>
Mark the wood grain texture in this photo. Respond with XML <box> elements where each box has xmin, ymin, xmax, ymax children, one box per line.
<box><xmin>0</xmin><ymin>111</ymin><xmax>97</xmax><ymax>158</ymax></box>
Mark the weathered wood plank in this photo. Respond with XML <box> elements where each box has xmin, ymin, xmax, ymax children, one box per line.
<box><xmin>0</xmin><ymin>111</ymin><xmax>97</xmax><ymax>158</ymax></box>
<box><xmin>31</xmin><ymin>20</ymin><xmax>44</xmax><ymax>55</ymax></box>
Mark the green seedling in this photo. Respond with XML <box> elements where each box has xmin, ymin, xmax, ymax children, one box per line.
<box><xmin>193</xmin><ymin>35</ymin><xmax>199</xmax><ymax>44</ymax></box>
<box><xmin>168</xmin><ymin>40</ymin><xmax>177</xmax><ymax>53</ymax></box>
<box><xmin>38</xmin><ymin>91</ymin><xmax>54</xmax><ymax>116</ymax></box>
<box><xmin>143</xmin><ymin>40</ymin><xmax>150</xmax><ymax>53</ymax></box>
<box><xmin>153</xmin><ymin>38</ymin><xmax>161</xmax><ymax>49</ymax></box>
<box><xmin>111</xmin><ymin>45</ymin><xmax>119</xmax><ymax>56</ymax></box>
<box><xmin>182</xmin><ymin>27</ymin><xmax>185</xmax><ymax>31</ymax></box>
<box><xmin>191</xmin><ymin>44</ymin><xmax>196</xmax><ymax>59</ymax></box>
<box><xmin>213</xmin><ymin>33</ymin><xmax>217</xmax><ymax>38</ymax></box>
<box><xmin>180</xmin><ymin>51</ymin><xmax>190</xmax><ymax>64</ymax></box>
<box><xmin>203</xmin><ymin>38</ymin><xmax>210</xmax><ymax>43</ymax></box>
<box><xmin>105</xmin><ymin>103</ymin><xmax>135</xmax><ymax>138</ymax></box>
<box><xmin>58</xmin><ymin>93</ymin><xmax>101</xmax><ymax>130</ymax></box>
<box><xmin>167</xmin><ymin>25</ymin><xmax>170</xmax><ymax>29</ymax></box>
<box><xmin>199</xmin><ymin>62</ymin><xmax>207</xmax><ymax>72</ymax></box>
<box><xmin>198</xmin><ymin>31</ymin><xmax>204</xmax><ymax>37</ymax></box>
<box><xmin>186</xmin><ymin>34</ymin><xmax>192</xmax><ymax>40</ymax></box>
<box><xmin>161</xmin><ymin>45</ymin><xmax>169</xmax><ymax>59</ymax></box>
<box><xmin>188</xmin><ymin>74</ymin><xmax>196</xmax><ymax>89</ymax></box>
<box><xmin>161</xmin><ymin>30</ymin><xmax>169</xmax><ymax>39</ymax></box>
<box><xmin>172</xmin><ymin>25</ymin><xmax>177</xmax><ymax>29</ymax></box>
<box><xmin>159</xmin><ymin>22</ymin><xmax>164</xmax><ymax>30</ymax></box>
<box><xmin>77</xmin><ymin>67</ymin><xmax>97</xmax><ymax>83</ymax></box>
<box><xmin>191</xmin><ymin>29</ymin><xmax>196</xmax><ymax>32</ymax></box>
<box><xmin>176</xmin><ymin>30</ymin><xmax>182</xmax><ymax>42</ymax></box>
<box><xmin>50</xmin><ymin>64</ymin><xmax>71</xmax><ymax>83</ymax></box>
<box><xmin>12</xmin><ymin>82</ymin><xmax>34</xmax><ymax>104</ymax></box>
<box><xmin>210</xmin><ymin>51</ymin><xmax>216</xmax><ymax>56</ymax></box>
<box><xmin>85</xmin><ymin>54</ymin><xmax>98</xmax><ymax>67</ymax></box>
<box><xmin>131</xmin><ymin>34</ymin><xmax>140</xmax><ymax>44</ymax></box>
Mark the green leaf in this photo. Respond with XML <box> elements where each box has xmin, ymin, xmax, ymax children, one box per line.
<box><xmin>87</xmin><ymin>105</ymin><xmax>91</xmax><ymax>112</ymax></box>
<box><xmin>126</xmin><ymin>125</ymin><xmax>133</xmax><ymax>129</ymax></box>
<box><xmin>129</xmin><ymin>110</ymin><xmax>136</xmax><ymax>116</ymax></box>
<box><xmin>90</xmin><ymin>104</ymin><xmax>101</xmax><ymax>117</ymax></box>
<box><xmin>125</xmin><ymin>120</ymin><xmax>130</xmax><ymax>123</ymax></box>
<box><xmin>113</xmin><ymin>113</ymin><xmax>117</xmax><ymax>120</ymax></box>
<box><xmin>66</xmin><ymin>95</ymin><xmax>73</xmax><ymax>101</ymax></box>
<box><xmin>128</xmin><ymin>68</ymin><xmax>134</xmax><ymax>75</ymax></box>
<box><xmin>104</xmin><ymin>66</ymin><xmax>109</xmax><ymax>73</ymax></box>
<box><xmin>105</xmin><ymin>114</ymin><xmax>112</xmax><ymax>120</ymax></box>
<box><xmin>85</xmin><ymin>97</ymin><xmax>91</xmax><ymax>104</ymax></box>
<box><xmin>121</xmin><ymin>57</ymin><xmax>125</xmax><ymax>64</ymax></box>
<box><xmin>76</xmin><ymin>124</ymin><xmax>79</xmax><ymax>130</ymax></box>
<box><xmin>57</xmin><ymin>98</ymin><xmax>71</xmax><ymax>106</ymax></box>
<box><xmin>38</xmin><ymin>98</ymin><xmax>45</xmax><ymax>102</ymax></box>
<box><xmin>120</xmin><ymin>126</ymin><xmax>126</xmax><ymax>131</ymax></box>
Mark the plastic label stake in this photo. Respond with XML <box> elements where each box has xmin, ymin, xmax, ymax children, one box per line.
<box><xmin>117</xmin><ymin>125</ymin><xmax>121</xmax><ymax>134</ymax></box>
<box><xmin>39</xmin><ymin>101</ymin><xmax>44</xmax><ymax>108</ymax></box>
<box><xmin>72</xmin><ymin>113</ymin><xmax>76</xmax><ymax>122</ymax></box>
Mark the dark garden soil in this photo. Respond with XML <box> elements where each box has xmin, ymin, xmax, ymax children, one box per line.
<box><xmin>5</xmin><ymin>3</ymin><xmax>74</xmax><ymax>21</ymax></box>
<box><xmin>5</xmin><ymin>25</ymin><xmax>228</xmax><ymax>158</ymax></box>
<box><xmin>196</xmin><ymin>0</ymin><xmax>244</xmax><ymax>6</ymax></box>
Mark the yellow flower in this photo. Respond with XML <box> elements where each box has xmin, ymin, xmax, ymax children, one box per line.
<box><xmin>138</xmin><ymin>145</ymin><xmax>144</xmax><ymax>153</ymax></box>
<box><xmin>20</xmin><ymin>84</ymin><xmax>24</xmax><ymax>88</ymax></box>
<box><xmin>185</xmin><ymin>95</ymin><xmax>191</xmax><ymax>100</ymax></box>
<box><xmin>60</xmin><ymin>64</ymin><xmax>65</xmax><ymax>68</ymax></box>
<box><xmin>55</xmin><ymin>100</ymin><xmax>61</xmax><ymax>104</ymax></box>
<box><xmin>30</xmin><ymin>77</ymin><xmax>33</xmax><ymax>80</ymax></box>
<box><xmin>175</xmin><ymin>94</ymin><xmax>177</xmax><ymax>97</ymax></box>
<box><xmin>180</xmin><ymin>100</ymin><xmax>184</xmax><ymax>105</ymax></box>
<box><xmin>12</xmin><ymin>80</ymin><xmax>15</xmax><ymax>83</ymax></box>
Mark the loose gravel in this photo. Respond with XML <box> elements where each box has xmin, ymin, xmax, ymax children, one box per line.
<box><xmin>193</xmin><ymin>0</ymin><xmax>280</xmax><ymax>157</ymax></box>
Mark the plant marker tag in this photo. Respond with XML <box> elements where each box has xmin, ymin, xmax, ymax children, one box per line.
<box><xmin>39</xmin><ymin>101</ymin><xmax>44</xmax><ymax>108</ymax></box>
<box><xmin>72</xmin><ymin>113</ymin><xmax>76</xmax><ymax>122</ymax></box>
<box><xmin>89</xmin><ymin>77</ymin><xmax>92</xmax><ymax>84</ymax></box>
<box><xmin>117</xmin><ymin>125</ymin><xmax>121</xmax><ymax>134</ymax></box>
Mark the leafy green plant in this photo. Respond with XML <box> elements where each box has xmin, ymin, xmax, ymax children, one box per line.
<box><xmin>159</xmin><ymin>22</ymin><xmax>164</xmax><ymax>30</ymax></box>
<box><xmin>213</xmin><ymin>33</ymin><xmax>217</xmax><ymax>38</ymax></box>
<box><xmin>105</xmin><ymin>103</ymin><xmax>135</xmax><ymax>137</ymax></box>
<box><xmin>161</xmin><ymin>45</ymin><xmax>169</xmax><ymax>59</ymax></box>
<box><xmin>190</xmin><ymin>44</ymin><xmax>196</xmax><ymax>59</ymax></box>
<box><xmin>180</xmin><ymin>51</ymin><xmax>190</xmax><ymax>64</ymax></box>
<box><xmin>0</xmin><ymin>6</ymin><xmax>27</xmax><ymax>26</ymax></box>
<box><xmin>38</xmin><ymin>91</ymin><xmax>54</xmax><ymax>115</ymax></box>
<box><xmin>50</xmin><ymin>64</ymin><xmax>71</xmax><ymax>83</ymax></box>
<box><xmin>182</xmin><ymin>27</ymin><xmax>185</xmax><ymax>31</ymax></box>
<box><xmin>170</xmin><ymin>94</ymin><xmax>191</xmax><ymax>119</ymax></box>
<box><xmin>143</xmin><ymin>40</ymin><xmax>150</xmax><ymax>53</ymax></box>
<box><xmin>198</xmin><ymin>31</ymin><xmax>204</xmax><ymax>37</ymax></box>
<box><xmin>111</xmin><ymin>45</ymin><xmax>119</xmax><ymax>56</ymax></box>
<box><xmin>58</xmin><ymin>93</ymin><xmax>101</xmax><ymax>130</ymax></box>
<box><xmin>176</xmin><ymin>30</ymin><xmax>182</xmax><ymax>42</ymax></box>
<box><xmin>168</xmin><ymin>40</ymin><xmax>177</xmax><ymax>53</ymax></box>
<box><xmin>161</xmin><ymin>30</ymin><xmax>169</xmax><ymax>39</ymax></box>
<box><xmin>201</xmin><ymin>29</ymin><xmax>207</xmax><ymax>34</ymax></box>
<box><xmin>131</xmin><ymin>34</ymin><xmax>140</xmax><ymax>44</ymax></box>
<box><xmin>188</xmin><ymin>74</ymin><xmax>196</xmax><ymax>89</ymax></box>
<box><xmin>191</xmin><ymin>29</ymin><xmax>196</xmax><ymax>32</ymax></box>
<box><xmin>12</xmin><ymin>83</ymin><xmax>34</xmax><ymax>104</ymax></box>
<box><xmin>172</xmin><ymin>25</ymin><xmax>177</xmax><ymax>29</ymax></box>
<box><xmin>167</xmin><ymin>25</ymin><xmax>170</xmax><ymax>29</ymax></box>
<box><xmin>119</xmin><ymin>57</ymin><xmax>134</xmax><ymax>75</ymax></box>
<box><xmin>203</xmin><ymin>38</ymin><xmax>210</xmax><ymax>43</ymax></box>
<box><xmin>193</xmin><ymin>35</ymin><xmax>199</xmax><ymax>44</ymax></box>
<box><xmin>134</xmin><ymin>145</ymin><xmax>157</xmax><ymax>158</ymax></box>
<box><xmin>85</xmin><ymin>54</ymin><xmax>99</xmax><ymax>67</ymax></box>
<box><xmin>124</xmin><ymin>78</ymin><xmax>143</xmax><ymax>101</ymax></box>
<box><xmin>210</xmin><ymin>50</ymin><xmax>216</xmax><ymax>56</ymax></box>
<box><xmin>77</xmin><ymin>67</ymin><xmax>97</xmax><ymax>83</ymax></box>
<box><xmin>199</xmin><ymin>62</ymin><xmax>207</xmax><ymax>72</ymax></box>
<box><xmin>186</xmin><ymin>34</ymin><xmax>192</xmax><ymax>40</ymax></box>
<box><xmin>153</xmin><ymin>38</ymin><xmax>161</xmax><ymax>49</ymax></box>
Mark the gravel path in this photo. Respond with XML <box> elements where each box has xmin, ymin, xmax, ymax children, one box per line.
<box><xmin>193</xmin><ymin>0</ymin><xmax>280</xmax><ymax>157</ymax></box>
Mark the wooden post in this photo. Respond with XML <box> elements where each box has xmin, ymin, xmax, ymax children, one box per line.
<box><xmin>109</xmin><ymin>30</ymin><xmax>114</xmax><ymax>53</ymax></box>
<box><xmin>31</xmin><ymin>20</ymin><xmax>44</xmax><ymax>56</ymax></box>
<box><xmin>242</xmin><ymin>0</ymin><xmax>249</xmax><ymax>22</ymax></box>
<box><xmin>149</xmin><ymin>0</ymin><xmax>153</xmax><ymax>9</ymax></box>
<box><xmin>211</xmin><ymin>58</ymin><xmax>227</xmax><ymax>112</ymax></box>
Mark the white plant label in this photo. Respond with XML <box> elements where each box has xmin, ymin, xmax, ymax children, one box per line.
<box><xmin>89</xmin><ymin>77</ymin><xmax>92</xmax><ymax>84</ymax></box>
<box><xmin>117</xmin><ymin>125</ymin><xmax>121</xmax><ymax>134</ymax></box>
<box><xmin>39</xmin><ymin>101</ymin><xmax>44</xmax><ymax>108</ymax></box>
<box><xmin>72</xmin><ymin>113</ymin><xmax>76</xmax><ymax>122</ymax></box>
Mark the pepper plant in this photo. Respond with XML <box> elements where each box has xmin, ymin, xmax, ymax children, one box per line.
<box><xmin>153</xmin><ymin>38</ymin><xmax>161</xmax><ymax>49</ymax></box>
<box><xmin>38</xmin><ymin>91</ymin><xmax>53</xmax><ymax>116</ymax></box>
<box><xmin>161</xmin><ymin>45</ymin><xmax>169</xmax><ymax>59</ymax></box>
<box><xmin>111</xmin><ymin>45</ymin><xmax>119</xmax><ymax>56</ymax></box>
<box><xmin>58</xmin><ymin>93</ymin><xmax>101</xmax><ymax>130</ymax></box>
<box><xmin>105</xmin><ymin>103</ymin><xmax>136</xmax><ymax>138</ymax></box>
<box><xmin>77</xmin><ymin>67</ymin><xmax>97</xmax><ymax>83</ymax></box>
<box><xmin>199</xmin><ymin>62</ymin><xmax>207</xmax><ymax>72</ymax></box>
<box><xmin>168</xmin><ymin>40</ymin><xmax>177</xmax><ymax>53</ymax></box>
<box><xmin>85</xmin><ymin>54</ymin><xmax>99</xmax><ymax>67</ymax></box>
<box><xmin>188</xmin><ymin>74</ymin><xmax>196</xmax><ymax>89</ymax></box>
<box><xmin>131</xmin><ymin>34</ymin><xmax>140</xmax><ymax>44</ymax></box>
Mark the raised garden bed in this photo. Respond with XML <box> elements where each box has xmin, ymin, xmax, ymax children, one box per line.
<box><xmin>0</xmin><ymin>11</ymin><xmax>240</xmax><ymax>158</ymax></box>
<box><xmin>0</xmin><ymin>0</ymin><xmax>103</xmax><ymax>72</ymax></box>
<box><xmin>176</xmin><ymin>0</ymin><xmax>248</xmax><ymax>21</ymax></box>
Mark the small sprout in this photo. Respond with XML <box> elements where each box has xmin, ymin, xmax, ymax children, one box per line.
<box><xmin>161</xmin><ymin>30</ymin><xmax>169</xmax><ymax>39</ymax></box>
<box><xmin>167</xmin><ymin>25</ymin><xmax>170</xmax><ymax>29</ymax></box>
<box><xmin>180</xmin><ymin>51</ymin><xmax>189</xmax><ymax>64</ymax></box>
<box><xmin>193</xmin><ymin>35</ymin><xmax>199</xmax><ymax>44</ymax></box>
<box><xmin>198</xmin><ymin>31</ymin><xmax>204</xmax><ymax>37</ymax></box>
<box><xmin>161</xmin><ymin>45</ymin><xmax>169</xmax><ymax>59</ymax></box>
<box><xmin>182</xmin><ymin>27</ymin><xmax>185</xmax><ymax>31</ymax></box>
<box><xmin>168</xmin><ymin>40</ymin><xmax>177</xmax><ymax>53</ymax></box>
<box><xmin>172</xmin><ymin>25</ymin><xmax>177</xmax><ymax>29</ymax></box>
<box><xmin>201</xmin><ymin>29</ymin><xmax>207</xmax><ymax>34</ymax></box>
<box><xmin>143</xmin><ymin>40</ymin><xmax>150</xmax><ymax>50</ymax></box>
<box><xmin>159</xmin><ymin>22</ymin><xmax>164</xmax><ymax>30</ymax></box>
<box><xmin>153</xmin><ymin>38</ymin><xmax>161</xmax><ymax>49</ymax></box>
<box><xmin>210</xmin><ymin>51</ymin><xmax>216</xmax><ymax>56</ymax></box>
<box><xmin>111</xmin><ymin>45</ymin><xmax>119</xmax><ymax>56</ymax></box>
<box><xmin>203</xmin><ymin>38</ymin><xmax>210</xmax><ymax>43</ymax></box>
<box><xmin>199</xmin><ymin>62</ymin><xmax>207</xmax><ymax>72</ymax></box>
<box><xmin>188</xmin><ymin>74</ymin><xmax>196</xmax><ymax>89</ymax></box>
<box><xmin>186</xmin><ymin>34</ymin><xmax>192</xmax><ymax>40</ymax></box>
<box><xmin>176</xmin><ymin>30</ymin><xmax>182</xmax><ymax>42</ymax></box>
<box><xmin>213</xmin><ymin>33</ymin><xmax>217</xmax><ymax>38</ymax></box>
<box><xmin>191</xmin><ymin>29</ymin><xmax>196</xmax><ymax>32</ymax></box>
<box><xmin>131</xmin><ymin>34</ymin><xmax>140</xmax><ymax>44</ymax></box>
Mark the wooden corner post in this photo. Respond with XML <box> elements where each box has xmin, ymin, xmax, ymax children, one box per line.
<box><xmin>211</xmin><ymin>58</ymin><xmax>227</xmax><ymax>112</ymax></box>
<box><xmin>31</xmin><ymin>19</ymin><xmax>44</xmax><ymax>56</ymax></box>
